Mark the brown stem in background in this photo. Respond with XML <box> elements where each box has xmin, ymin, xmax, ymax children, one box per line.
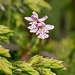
<box><xmin>39</xmin><ymin>39</ymin><xmax>42</xmax><ymax>56</ymax></box>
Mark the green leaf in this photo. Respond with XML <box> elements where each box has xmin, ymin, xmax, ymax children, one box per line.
<box><xmin>0</xmin><ymin>45</ymin><xmax>10</xmax><ymax>57</ymax></box>
<box><xmin>24</xmin><ymin>0</ymin><xmax>51</xmax><ymax>12</ymax></box>
<box><xmin>28</xmin><ymin>55</ymin><xmax>42</xmax><ymax>65</ymax></box>
<box><xmin>0</xmin><ymin>36</ymin><xmax>9</xmax><ymax>43</ymax></box>
<box><xmin>28</xmin><ymin>55</ymin><xmax>66</xmax><ymax>75</ymax></box>
<box><xmin>28</xmin><ymin>3</ymin><xmax>40</xmax><ymax>12</ymax></box>
<box><xmin>13</xmin><ymin>61</ymin><xmax>40</xmax><ymax>75</ymax></box>
<box><xmin>0</xmin><ymin>25</ymin><xmax>13</xmax><ymax>43</ymax></box>
<box><xmin>42</xmin><ymin>68</ymin><xmax>55</xmax><ymax>75</ymax></box>
<box><xmin>25</xmin><ymin>0</ymin><xmax>33</xmax><ymax>4</ymax></box>
<box><xmin>38</xmin><ymin>0</ymin><xmax>52</xmax><ymax>9</ymax></box>
<box><xmin>41</xmin><ymin>58</ymin><xmax>67</xmax><ymax>70</ymax></box>
<box><xmin>13</xmin><ymin>0</ymin><xmax>21</xmax><ymax>7</ymax></box>
<box><xmin>0</xmin><ymin>25</ymin><xmax>13</xmax><ymax>35</ymax></box>
<box><xmin>0</xmin><ymin>57</ymin><xmax>13</xmax><ymax>74</ymax></box>
<box><xmin>13</xmin><ymin>12</ymin><xmax>24</xmax><ymax>27</ymax></box>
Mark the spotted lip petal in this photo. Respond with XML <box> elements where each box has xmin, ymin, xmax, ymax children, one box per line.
<box><xmin>30</xmin><ymin>27</ymin><xmax>38</xmax><ymax>33</ymax></box>
<box><xmin>38</xmin><ymin>33</ymin><xmax>49</xmax><ymax>39</ymax></box>
<box><xmin>28</xmin><ymin>24</ymin><xmax>37</xmax><ymax>29</ymax></box>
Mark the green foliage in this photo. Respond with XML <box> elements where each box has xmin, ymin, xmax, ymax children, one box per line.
<box><xmin>0</xmin><ymin>57</ymin><xmax>14</xmax><ymax>75</ymax></box>
<box><xmin>0</xmin><ymin>25</ymin><xmax>13</xmax><ymax>74</ymax></box>
<box><xmin>0</xmin><ymin>46</ymin><xmax>13</xmax><ymax>75</ymax></box>
<box><xmin>0</xmin><ymin>45</ymin><xmax>10</xmax><ymax>57</ymax></box>
<box><xmin>12</xmin><ymin>55</ymin><xmax>66</xmax><ymax>75</ymax></box>
<box><xmin>0</xmin><ymin>25</ymin><xmax>13</xmax><ymax>43</ymax></box>
<box><xmin>13</xmin><ymin>12</ymin><xmax>24</xmax><ymax>27</ymax></box>
<box><xmin>24</xmin><ymin>0</ymin><xmax>51</xmax><ymax>12</ymax></box>
<box><xmin>42</xmin><ymin>68</ymin><xmax>55</xmax><ymax>75</ymax></box>
<box><xmin>0</xmin><ymin>0</ymin><xmax>51</xmax><ymax>51</ymax></box>
<box><xmin>0</xmin><ymin>0</ymin><xmax>70</xmax><ymax>74</ymax></box>
<box><xmin>45</xmin><ymin>38</ymin><xmax>75</xmax><ymax>75</ymax></box>
<box><xmin>0</xmin><ymin>25</ymin><xmax>66</xmax><ymax>75</ymax></box>
<box><xmin>13</xmin><ymin>61</ymin><xmax>39</xmax><ymax>75</ymax></box>
<box><xmin>29</xmin><ymin>55</ymin><xmax>66</xmax><ymax>75</ymax></box>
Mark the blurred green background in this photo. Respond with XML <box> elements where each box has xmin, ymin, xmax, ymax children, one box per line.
<box><xmin>0</xmin><ymin>0</ymin><xmax>75</xmax><ymax>75</ymax></box>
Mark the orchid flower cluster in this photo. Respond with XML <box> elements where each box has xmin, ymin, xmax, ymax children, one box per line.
<box><xmin>25</xmin><ymin>12</ymin><xmax>54</xmax><ymax>39</ymax></box>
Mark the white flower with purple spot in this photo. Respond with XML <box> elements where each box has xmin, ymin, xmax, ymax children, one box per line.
<box><xmin>24</xmin><ymin>11</ymin><xmax>54</xmax><ymax>39</ymax></box>
<box><xmin>37</xmin><ymin>22</ymin><xmax>54</xmax><ymax>39</ymax></box>
<box><xmin>25</xmin><ymin>11</ymin><xmax>48</xmax><ymax>30</ymax></box>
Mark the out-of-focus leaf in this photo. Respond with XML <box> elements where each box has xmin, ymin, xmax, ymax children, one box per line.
<box><xmin>0</xmin><ymin>0</ymin><xmax>9</xmax><ymax>5</ymax></box>
<box><xmin>38</xmin><ymin>0</ymin><xmax>52</xmax><ymax>9</ymax></box>
<box><xmin>0</xmin><ymin>4</ymin><xmax>5</xmax><ymax>11</ymax></box>
<box><xmin>0</xmin><ymin>57</ymin><xmax>13</xmax><ymax>75</ymax></box>
<box><xmin>24</xmin><ymin>0</ymin><xmax>51</xmax><ymax>12</ymax></box>
<box><xmin>0</xmin><ymin>25</ymin><xmax>13</xmax><ymax>35</ymax></box>
<box><xmin>29</xmin><ymin>4</ymin><xmax>40</xmax><ymax>12</ymax></box>
<box><xmin>0</xmin><ymin>36</ymin><xmax>9</xmax><ymax>43</ymax></box>
<box><xmin>13</xmin><ymin>12</ymin><xmax>24</xmax><ymax>27</ymax></box>
<box><xmin>24</xmin><ymin>0</ymin><xmax>33</xmax><ymax>4</ymax></box>
<box><xmin>13</xmin><ymin>61</ymin><xmax>40</xmax><ymax>75</ymax></box>
<box><xmin>13</xmin><ymin>0</ymin><xmax>21</xmax><ymax>7</ymax></box>
<box><xmin>0</xmin><ymin>25</ymin><xmax>13</xmax><ymax>43</ymax></box>
<box><xmin>0</xmin><ymin>45</ymin><xmax>10</xmax><ymax>57</ymax></box>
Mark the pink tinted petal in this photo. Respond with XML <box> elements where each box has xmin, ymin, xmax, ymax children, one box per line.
<box><xmin>29</xmin><ymin>22</ymin><xmax>33</xmax><ymax>24</ymax></box>
<box><xmin>31</xmin><ymin>24</ymin><xmax>36</xmax><ymax>29</ymax></box>
<box><xmin>38</xmin><ymin>16</ymin><xmax>48</xmax><ymax>22</ymax></box>
<box><xmin>38</xmin><ymin>34</ymin><xmax>49</xmax><ymax>39</ymax></box>
<box><xmin>44</xmin><ymin>34</ymin><xmax>49</xmax><ymax>38</ymax></box>
<box><xmin>38</xmin><ymin>34</ymin><xmax>45</xmax><ymax>39</ymax></box>
<box><xmin>38</xmin><ymin>23</ymin><xmax>42</xmax><ymax>27</ymax></box>
<box><xmin>28</xmin><ymin>24</ymin><xmax>37</xmax><ymax>30</ymax></box>
<box><xmin>30</xmin><ymin>28</ymin><xmax>38</xmax><ymax>33</ymax></box>
<box><xmin>46</xmin><ymin>25</ymin><xmax>54</xmax><ymax>30</ymax></box>
<box><xmin>32</xmin><ymin>11</ymin><xmax>38</xmax><ymax>18</ymax></box>
<box><xmin>38</xmin><ymin>22</ymin><xmax>45</xmax><ymax>27</ymax></box>
<box><xmin>25</xmin><ymin>17</ymin><xmax>32</xmax><ymax>21</ymax></box>
<box><xmin>44</xmin><ymin>30</ymin><xmax>49</xmax><ymax>33</ymax></box>
<box><xmin>38</xmin><ymin>34</ymin><xmax>42</xmax><ymax>39</ymax></box>
<box><xmin>27</xmin><ymin>26</ymin><xmax>32</xmax><ymax>29</ymax></box>
<box><xmin>36</xmin><ymin>30</ymin><xmax>40</xmax><ymax>35</ymax></box>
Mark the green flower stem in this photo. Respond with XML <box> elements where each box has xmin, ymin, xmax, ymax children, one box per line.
<box><xmin>39</xmin><ymin>39</ymin><xmax>42</xmax><ymax>56</ymax></box>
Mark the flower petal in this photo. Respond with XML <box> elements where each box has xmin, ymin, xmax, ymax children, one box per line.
<box><xmin>38</xmin><ymin>22</ymin><xmax>45</xmax><ymax>27</ymax></box>
<box><xmin>38</xmin><ymin>16</ymin><xmax>48</xmax><ymax>22</ymax></box>
<box><xmin>46</xmin><ymin>25</ymin><xmax>54</xmax><ymax>30</ymax></box>
<box><xmin>29</xmin><ymin>22</ymin><xmax>33</xmax><ymax>24</ymax></box>
<box><xmin>32</xmin><ymin>24</ymin><xmax>37</xmax><ymax>29</ymax></box>
<box><xmin>44</xmin><ymin>34</ymin><xmax>49</xmax><ymax>38</ymax></box>
<box><xmin>27</xmin><ymin>26</ymin><xmax>32</xmax><ymax>29</ymax></box>
<box><xmin>38</xmin><ymin>34</ymin><xmax>49</xmax><ymax>39</ymax></box>
<box><xmin>31</xmin><ymin>12</ymin><xmax>38</xmax><ymax>20</ymax></box>
<box><xmin>36</xmin><ymin>30</ymin><xmax>40</xmax><ymax>35</ymax></box>
<box><xmin>25</xmin><ymin>17</ymin><xmax>32</xmax><ymax>21</ymax></box>
<box><xmin>32</xmin><ymin>11</ymin><xmax>38</xmax><ymax>16</ymax></box>
<box><xmin>30</xmin><ymin>28</ymin><xmax>38</xmax><ymax>33</ymax></box>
